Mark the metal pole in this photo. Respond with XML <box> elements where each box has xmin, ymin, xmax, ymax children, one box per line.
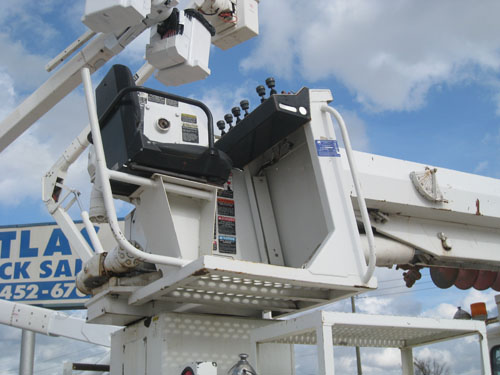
<box><xmin>351</xmin><ymin>297</ymin><xmax>362</xmax><ymax>375</ymax></box>
<box><xmin>19</xmin><ymin>329</ymin><xmax>36</xmax><ymax>375</ymax></box>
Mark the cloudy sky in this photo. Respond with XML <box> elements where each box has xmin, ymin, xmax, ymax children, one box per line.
<box><xmin>0</xmin><ymin>0</ymin><xmax>500</xmax><ymax>374</ymax></box>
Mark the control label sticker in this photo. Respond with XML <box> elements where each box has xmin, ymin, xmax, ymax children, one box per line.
<box><xmin>182</xmin><ymin>123</ymin><xmax>199</xmax><ymax>143</ymax></box>
<box><xmin>218</xmin><ymin>236</ymin><xmax>237</xmax><ymax>254</ymax></box>
<box><xmin>315</xmin><ymin>139</ymin><xmax>340</xmax><ymax>157</ymax></box>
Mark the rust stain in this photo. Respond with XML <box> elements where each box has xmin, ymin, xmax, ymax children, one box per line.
<box><xmin>476</xmin><ymin>199</ymin><xmax>481</xmax><ymax>216</ymax></box>
<box><xmin>192</xmin><ymin>268</ymin><xmax>210</xmax><ymax>277</ymax></box>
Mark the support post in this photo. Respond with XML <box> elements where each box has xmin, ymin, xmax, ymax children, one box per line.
<box><xmin>478</xmin><ymin>333</ymin><xmax>492</xmax><ymax>375</ymax></box>
<box><xmin>401</xmin><ymin>347</ymin><xmax>414</xmax><ymax>375</ymax></box>
<box><xmin>351</xmin><ymin>297</ymin><xmax>362</xmax><ymax>375</ymax></box>
<box><xmin>317</xmin><ymin>324</ymin><xmax>334</xmax><ymax>375</ymax></box>
<box><xmin>19</xmin><ymin>329</ymin><xmax>36</xmax><ymax>375</ymax></box>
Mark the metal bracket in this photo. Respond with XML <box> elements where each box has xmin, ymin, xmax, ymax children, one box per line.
<box><xmin>410</xmin><ymin>167</ymin><xmax>447</xmax><ymax>203</ymax></box>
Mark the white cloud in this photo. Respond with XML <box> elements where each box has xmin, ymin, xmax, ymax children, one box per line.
<box><xmin>367</xmin><ymin>348</ymin><xmax>402</xmax><ymax>368</ymax></box>
<box><xmin>0</xmin><ymin>69</ymin><xmax>16</xmax><ymax>119</ymax></box>
<box><xmin>0</xmin><ymin>62</ymin><xmax>90</xmax><ymax>208</ymax></box>
<box><xmin>243</xmin><ymin>0</ymin><xmax>500</xmax><ymax>112</ymax></box>
<box><xmin>474</xmin><ymin>160</ymin><xmax>489</xmax><ymax>173</ymax></box>
<box><xmin>420</xmin><ymin>302</ymin><xmax>457</xmax><ymax>319</ymax></box>
<box><xmin>0</xmin><ymin>33</ymin><xmax>49</xmax><ymax>92</ymax></box>
<box><xmin>414</xmin><ymin>347</ymin><xmax>452</xmax><ymax>367</ymax></box>
<box><xmin>119</xmin><ymin>30</ymin><xmax>149</xmax><ymax>64</ymax></box>
<box><xmin>196</xmin><ymin>80</ymin><xmax>259</xmax><ymax>135</ymax></box>
<box><xmin>356</xmin><ymin>296</ymin><xmax>392</xmax><ymax>315</ymax></box>
<box><xmin>0</xmin><ymin>1</ymin><xmax>60</xmax><ymax>44</ymax></box>
<box><xmin>335</xmin><ymin>108</ymin><xmax>370</xmax><ymax>151</ymax></box>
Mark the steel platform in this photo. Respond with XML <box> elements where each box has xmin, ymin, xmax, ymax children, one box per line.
<box><xmin>86</xmin><ymin>256</ymin><xmax>376</xmax><ymax>325</ymax></box>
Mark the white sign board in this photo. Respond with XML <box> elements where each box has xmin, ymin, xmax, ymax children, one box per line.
<box><xmin>0</xmin><ymin>221</ymin><xmax>119</xmax><ymax>308</ymax></box>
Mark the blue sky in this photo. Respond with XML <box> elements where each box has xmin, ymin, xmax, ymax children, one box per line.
<box><xmin>0</xmin><ymin>0</ymin><xmax>500</xmax><ymax>374</ymax></box>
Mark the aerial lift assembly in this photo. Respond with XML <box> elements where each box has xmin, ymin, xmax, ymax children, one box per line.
<box><xmin>0</xmin><ymin>0</ymin><xmax>499</xmax><ymax>374</ymax></box>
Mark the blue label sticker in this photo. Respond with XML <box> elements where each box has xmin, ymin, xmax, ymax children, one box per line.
<box><xmin>315</xmin><ymin>140</ymin><xmax>340</xmax><ymax>157</ymax></box>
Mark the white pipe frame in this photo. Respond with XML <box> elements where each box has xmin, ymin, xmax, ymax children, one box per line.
<box><xmin>81</xmin><ymin>67</ymin><xmax>189</xmax><ymax>268</ymax></box>
<box><xmin>321</xmin><ymin>105</ymin><xmax>376</xmax><ymax>284</ymax></box>
<box><xmin>42</xmin><ymin>64</ymin><xmax>156</xmax><ymax>264</ymax></box>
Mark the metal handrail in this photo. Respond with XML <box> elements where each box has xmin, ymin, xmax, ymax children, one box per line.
<box><xmin>321</xmin><ymin>105</ymin><xmax>376</xmax><ymax>284</ymax></box>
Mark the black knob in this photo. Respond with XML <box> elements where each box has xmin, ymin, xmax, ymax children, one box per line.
<box><xmin>217</xmin><ymin>120</ymin><xmax>226</xmax><ymax>136</ymax></box>
<box><xmin>224</xmin><ymin>113</ymin><xmax>234</xmax><ymax>129</ymax></box>
<box><xmin>266</xmin><ymin>77</ymin><xmax>277</xmax><ymax>95</ymax></box>
<box><xmin>231</xmin><ymin>107</ymin><xmax>242</xmax><ymax>123</ymax></box>
<box><xmin>256</xmin><ymin>85</ymin><xmax>266</xmax><ymax>103</ymax></box>
<box><xmin>240</xmin><ymin>100</ymin><xmax>250</xmax><ymax>117</ymax></box>
<box><xmin>240</xmin><ymin>99</ymin><xmax>250</xmax><ymax>117</ymax></box>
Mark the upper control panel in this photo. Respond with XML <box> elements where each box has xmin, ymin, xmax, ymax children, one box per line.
<box><xmin>215</xmin><ymin>88</ymin><xmax>312</xmax><ymax>168</ymax></box>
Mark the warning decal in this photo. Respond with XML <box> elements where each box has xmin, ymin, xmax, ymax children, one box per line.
<box><xmin>217</xmin><ymin>198</ymin><xmax>235</xmax><ymax>217</ymax></box>
<box><xmin>182</xmin><ymin>123</ymin><xmax>199</xmax><ymax>143</ymax></box>
<box><xmin>218</xmin><ymin>216</ymin><xmax>236</xmax><ymax>236</ymax></box>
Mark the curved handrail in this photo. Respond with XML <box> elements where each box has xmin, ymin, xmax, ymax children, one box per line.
<box><xmin>321</xmin><ymin>105</ymin><xmax>376</xmax><ymax>284</ymax></box>
<box><xmin>82</xmin><ymin>67</ymin><xmax>189</xmax><ymax>268</ymax></box>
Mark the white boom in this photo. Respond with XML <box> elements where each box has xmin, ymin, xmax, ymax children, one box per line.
<box><xmin>0</xmin><ymin>299</ymin><xmax>118</xmax><ymax>347</ymax></box>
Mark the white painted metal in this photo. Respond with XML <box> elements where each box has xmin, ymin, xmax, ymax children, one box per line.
<box><xmin>129</xmin><ymin>175</ymin><xmax>219</xmax><ymax>265</ymax></box>
<box><xmin>110</xmin><ymin>312</ymin><xmax>294</xmax><ymax>375</ymax></box>
<box><xmin>252</xmin><ymin>175</ymin><xmax>285</xmax><ymax>265</ymax></box>
<box><xmin>0</xmin><ymin>299</ymin><xmax>118</xmax><ymax>347</ymax></box>
<box><xmin>210</xmin><ymin>0</ymin><xmax>260</xmax><ymax>50</ymax></box>
<box><xmin>243</xmin><ymin>169</ymin><xmax>269</xmax><ymax>264</ymax></box>
<box><xmin>296</xmin><ymin>91</ymin><xmax>370</xmax><ymax>283</ymax></box>
<box><xmin>139</xmin><ymin>92</ymin><xmax>210</xmax><ymax>147</ymax></box>
<box><xmin>480</xmin><ymin>333</ymin><xmax>492</xmax><ymax>375</ymax></box>
<box><xmin>344</xmin><ymin>149</ymin><xmax>500</xmax><ymax>226</ymax></box>
<box><xmin>82</xmin><ymin>0</ymin><xmax>152</xmax><ymax>33</ymax></box>
<box><xmin>321</xmin><ymin>105</ymin><xmax>376</xmax><ymax>284</ymax></box>
<box><xmin>128</xmin><ymin>255</ymin><xmax>372</xmax><ymax>313</ymax></box>
<box><xmin>148</xmin><ymin>10</ymin><xmax>212</xmax><ymax>86</ymax></box>
<box><xmin>41</xmin><ymin>62</ymin><xmax>156</xmax><ymax>266</ymax></box>
<box><xmin>359</xmin><ymin>234</ymin><xmax>415</xmax><ymax>267</ymax></box>
<box><xmin>401</xmin><ymin>348</ymin><xmax>414</xmax><ymax>375</ymax></box>
<box><xmin>79</xmin><ymin>88</ymin><xmax>379</xmax><ymax>324</ymax></box>
<box><xmin>0</xmin><ymin>0</ymin><xmax>176</xmax><ymax>154</ymax></box>
<box><xmin>342</xmin><ymin>149</ymin><xmax>500</xmax><ymax>269</ymax></box>
<box><xmin>0</xmin><ymin>33</ymin><xmax>122</xmax><ymax>153</ymax></box>
<box><xmin>81</xmin><ymin>66</ymin><xmax>190</xmax><ymax>268</ymax></box>
<box><xmin>50</xmin><ymin>209</ymin><xmax>95</xmax><ymax>263</ymax></box>
<box><xmin>45</xmin><ymin>30</ymin><xmax>97</xmax><ymax>72</ymax></box>
<box><xmin>107</xmin><ymin>169</ymin><xmax>156</xmax><ymax>189</ymax></box>
<box><xmin>19</xmin><ymin>329</ymin><xmax>35</xmax><ymax>375</ymax></box>
<box><xmin>251</xmin><ymin>310</ymin><xmax>491</xmax><ymax>375</ymax></box>
<box><xmin>81</xmin><ymin>211</ymin><xmax>104</xmax><ymax>254</ymax></box>
<box><xmin>376</xmin><ymin>216</ymin><xmax>500</xmax><ymax>269</ymax></box>
<box><xmin>317</xmin><ymin>323</ymin><xmax>335</xmax><ymax>375</ymax></box>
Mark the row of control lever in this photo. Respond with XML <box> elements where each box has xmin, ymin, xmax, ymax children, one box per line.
<box><xmin>217</xmin><ymin>77</ymin><xmax>278</xmax><ymax>136</ymax></box>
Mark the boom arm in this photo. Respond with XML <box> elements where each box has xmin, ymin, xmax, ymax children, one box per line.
<box><xmin>0</xmin><ymin>299</ymin><xmax>119</xmax><ymax>347</ymax></box>
<box><xmin>343</xmin><ymin>149</ymin><xmax>500</xmax><ymax>288</ymax></box>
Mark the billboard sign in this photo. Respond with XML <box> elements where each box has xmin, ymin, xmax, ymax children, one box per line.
<box><xmin>0</xmin><ymin>221</ymin><xmax>120</xmax><ymax>308</ymax></box>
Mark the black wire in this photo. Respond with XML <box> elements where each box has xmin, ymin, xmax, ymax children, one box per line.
<box><xmin>357</xmin><ymin>286</ymin><xmax>438</xmax><ymax>299</ymax></box>
<box><xmin>378</xmin><ymin>274</ymin><xmax>430</xmax><ymax>284</ymax></box>
<box><xmin>375</xmin><ymin>280</ymin><xmax>434</xmax><ymax>292</ymax></box>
